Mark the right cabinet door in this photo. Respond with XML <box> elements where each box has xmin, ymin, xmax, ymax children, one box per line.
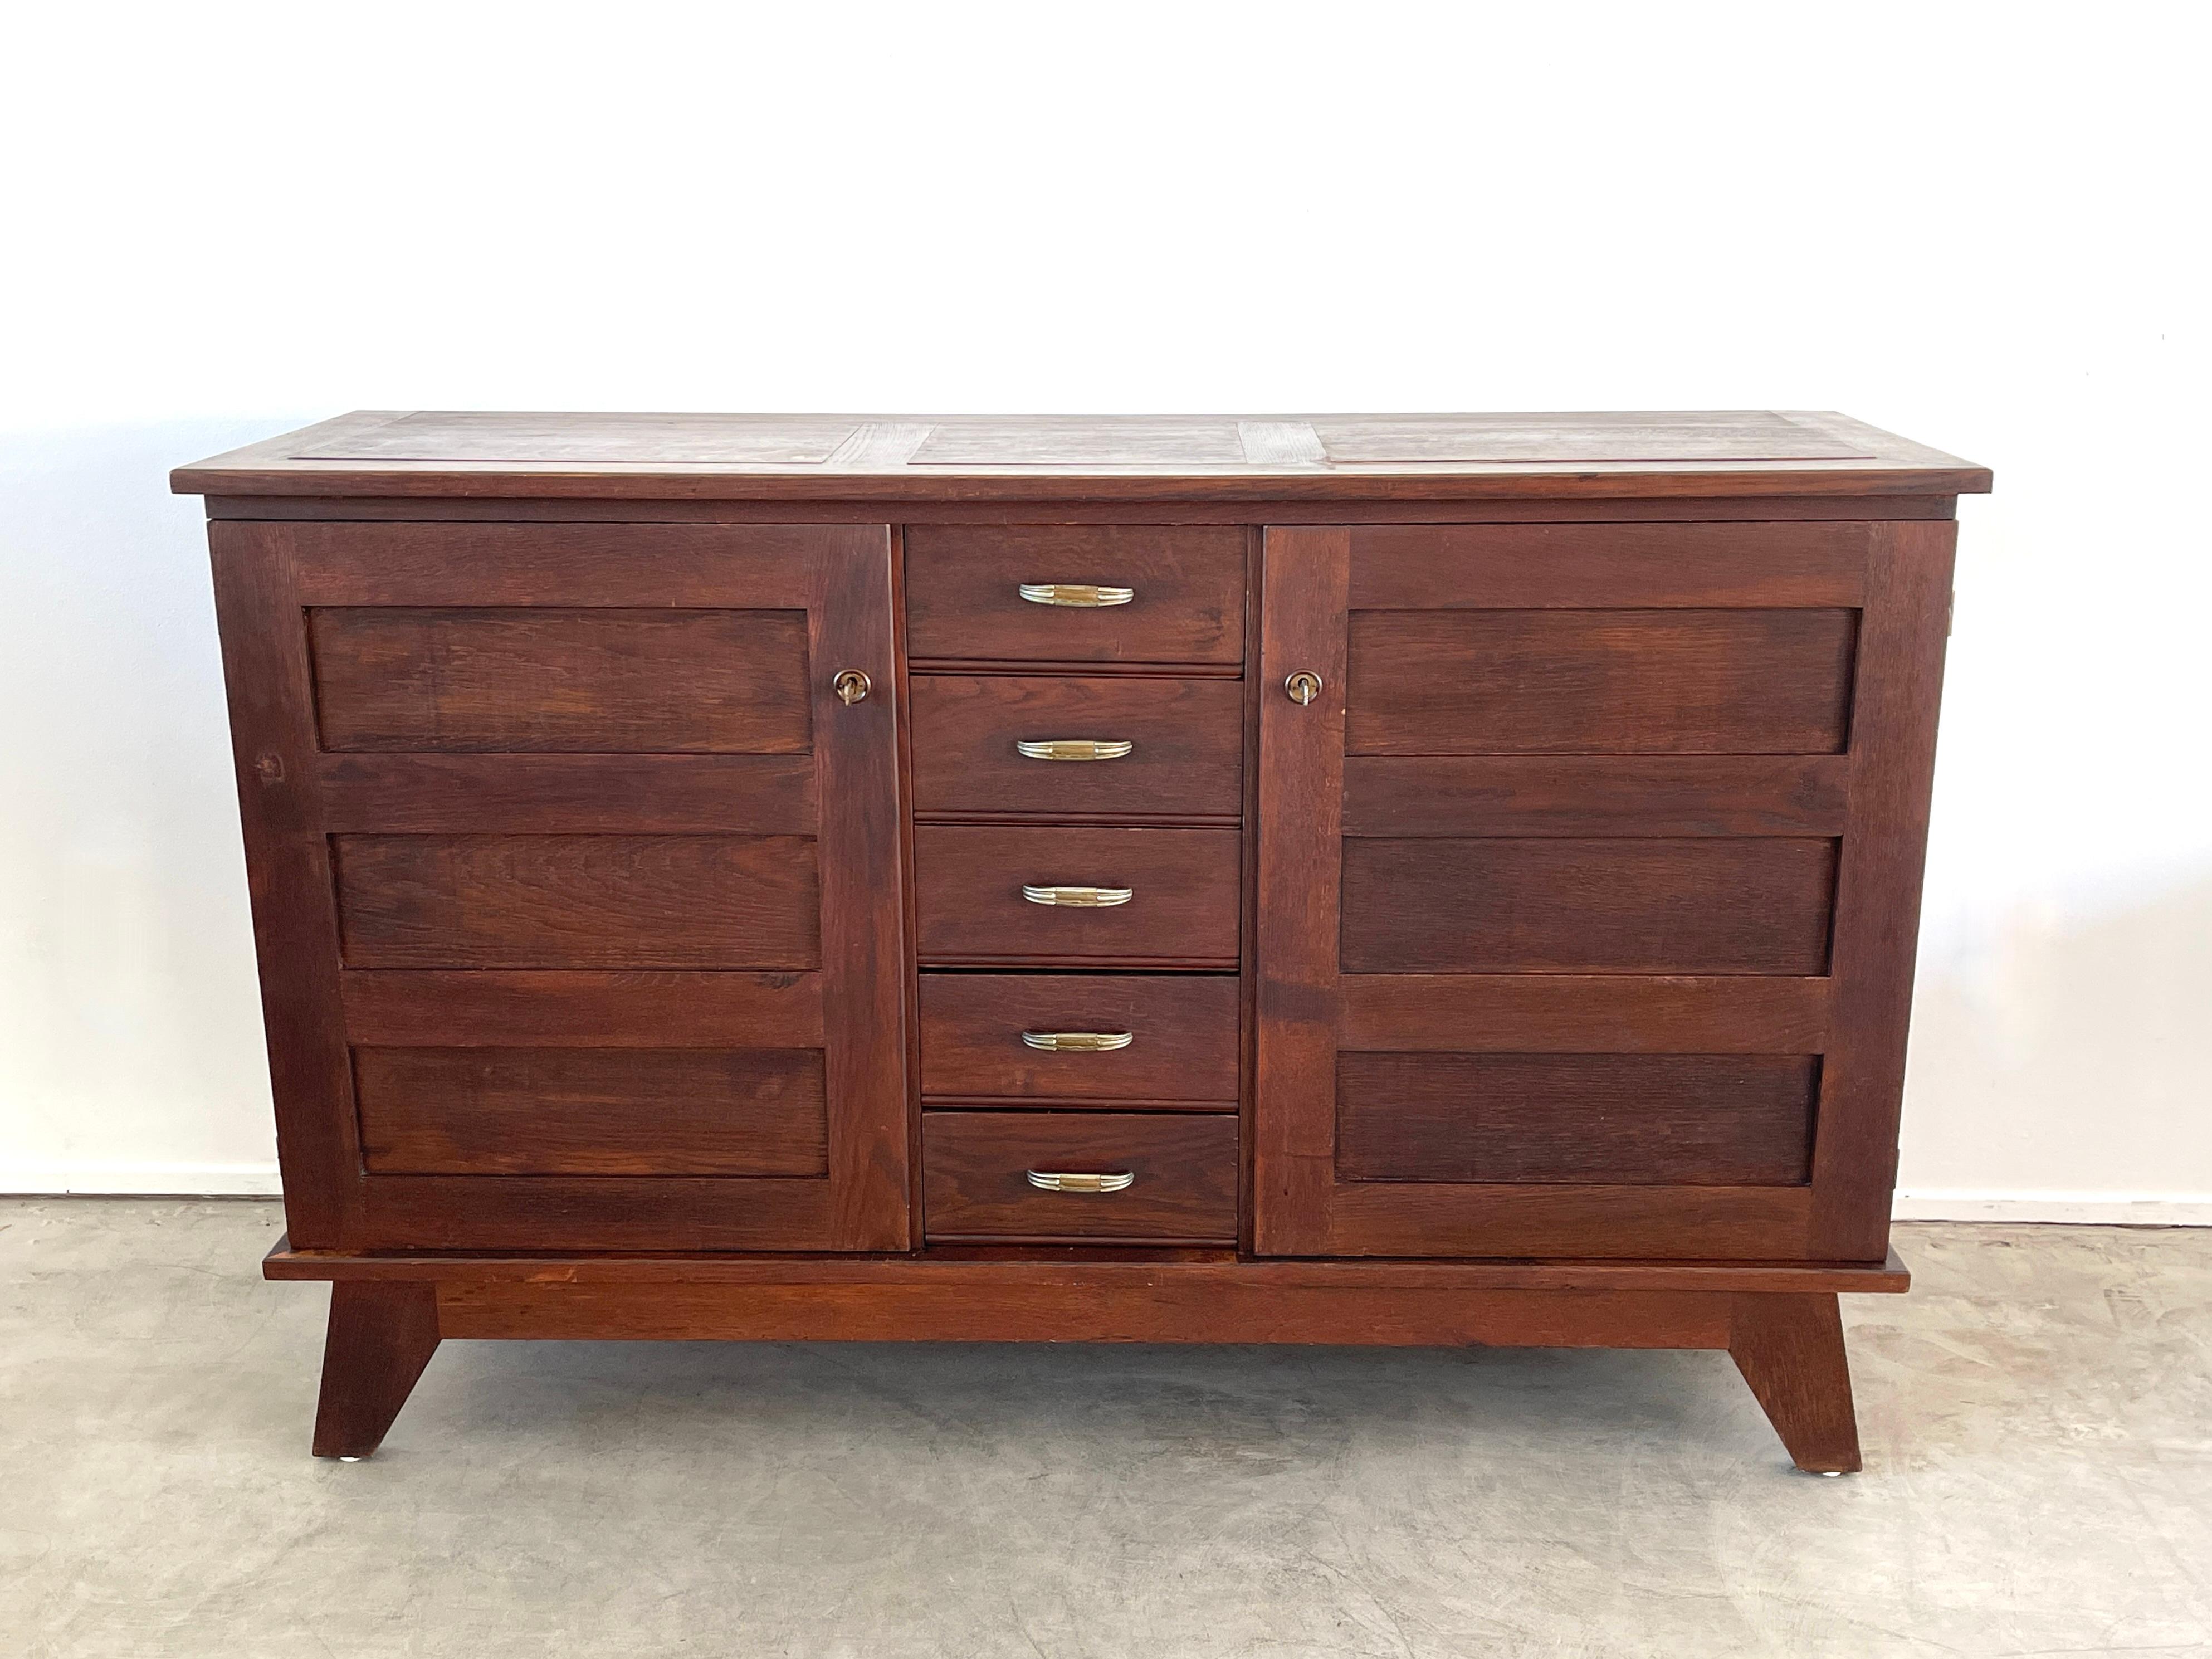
<box><xmin>1253</xmin><ymin>522</ymin><xmax>1953</xmax><ymax>1261</ymax></box>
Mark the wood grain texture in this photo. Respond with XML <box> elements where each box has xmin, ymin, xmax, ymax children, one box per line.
<box><xmin>309</xmin><ymin>607</ymin><xmax>811</xmax><ymax>753</ymax></box>
<box><xmin>208</xmin><ymin>525</ymin><xmax>359</xmax><ymax>1246</ymax></box>
<box><xmin>1342</xmin><ymin>756</ymin><xmax>1849</xmax><ymax>838</ymax></box>
<box><xmin>1252</xmin><ymin>528</ymin><xmax>1350</xmax><ymax>1254</ymax></box>
<box><xmin>207</xmin><ymin>492</ymin><xmax>1962</xmax><ymax>526</ymax></box>
<box><xmin>920</xmin><ymin>973</ymin><xmax>1239</xmax><ymax>1104</ymax></box>
<box><xmin>805</xmin><ymin>525</ymin><xmax>914</xmax><ymax>1250</ymax></box>
<box><xmin>436</xmin><ymin>1280</ymin><xmax>1735</xmax><ymax>1348</ymax></box>
<box><xmin>910</xmin><ymin>675</ymin><xmax>1243</xmax><ymax>818</ymax></box>
<box><xmin>1808</xmin><ymin>520</ymin><xmax>1956</xmax><ymax>1260</ymax></box>
<box><xmin>1729</xmin><ymin>1292</ymin><xmax>1862</xmax><ymax>1472</ymax></box>
<box><xmin>349</xmin><ymin>1176</ymin><xmax>868</xmax><ymax>1252</ymax></box>
<box><xmin>1339</xmin><ymin>975</ymin><xmax>1830</xmax><ymax>1054</ymax></box>
<box><xmin>340</xmin><ymin>970</ymin><xmax>824</xmax><ymax>1047</ymax></box>
<box><xmin>905</xmin><ymin>525</ymin><xmax>1247</xmax><ymax>663</ymax></box>
<box><xmin>315</xmin><ymin>754</ymin><xmax>817</xmax><ymax>835</ymax></box>
<box><xmin>268</xmin><ymin>1243</ymin><xmax>1910</xmax><ymax>1297</ymax></box>
<box><xmin>1335</xmin><ymin>1053</ymin><xmax>1817</xmax><ymax>1185</ymax></box>
<box><xmin>1346</xmin><ymin>608</ymin><xmax>1857</xmax><ymax>755</ymax></box>
<box><xmin>173</xmin><ymin>411</ymin><xmax>1992</xmax><ymax>501</ymax></box>
<box><xmin>1313</xmin><ymin>1182</ymin><xmax>1813</xmax><ymax>1260</ymax></box>
<box><xmin>922</xmin><ymin>1111</ymin><xmax>1238</xmax><ymax>1242</ymax></box>
<box><xmin>1316</xmin><ymin>412</ymin><xmax>1872</xmax><ymax>464</ymax></box>
<box><xmin>353</xmin><ymin>1047</ymin><xmax>827</xmax><ymax>1175</ymax></box>
<box><xmin>312</xmin><ymin>1282</ymin><xmax>441</xmax><ymax>1459</ymax></box>
<box><xmin>1347</xmin><ymin>523</ymin><xmax>1870</xmax><ymax>608</ymax></box>
<box><xmin>914</xmin><ymin>825</ymin><xmax>1241</xmax><ymax>966</ymax></box>
<box><xmin>1339</xmin><ymin>838</ymin><xmax>1838</xmax><ymax>974</ymax></box>
<box><xmin>280</xmin><ymin>521</ymin><xmax>818</xmax><ymax>607</ymax></box>
<box><xmin>332</xmin><ymin>835</ymin><xmax>821</xmax><ymax>969</ymax></box>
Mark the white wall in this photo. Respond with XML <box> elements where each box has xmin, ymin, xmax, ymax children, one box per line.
<box><xmin>3</xmin><ymin>2</ymin><xmax>2206</xmax><ymax>1217</ymax></box>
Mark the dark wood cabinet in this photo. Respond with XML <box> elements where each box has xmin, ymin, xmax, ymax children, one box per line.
<box><xmin>177</xmin><ymin>411</ymin><xmax>1986</xmax><ymax>1472</ymax></box>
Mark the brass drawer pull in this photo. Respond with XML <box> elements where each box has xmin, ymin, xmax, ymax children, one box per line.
<box><xmin>1015</xmin><ymin>739</ymin><xmax>1134</xmax><ymax>762</ymax></box>
<box><xmin>1021</xmin><ymin>884</ymin><xmax>1132</xmax><ymax>907</ymax></box>
<box><xmin>1026</xmin><ymin>1170</ymin><xmax>1135</xmax><ymax>1193</ymax></box>
<box><xmin>1284</xmin><ymin>670</ymin><xmax>1323</xmax><ymax>706</ymax></box>
<box><xmin>833</xmin><ymin>668</ymin><xmax>872</xmax><ymax>705</ymax></box>
<box><xmin>1020</xmin><ymin>1030</ymin><xmax>1135</xmax><ymax>1052</ymax></box>
<box><xmin>1019</xmin><ymin>583</ymin><xmax>1135</xmax><ymax>608</ymax></box>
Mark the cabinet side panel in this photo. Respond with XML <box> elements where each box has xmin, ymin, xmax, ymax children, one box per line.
<box><xmin>208</xmin><ymin>525</ymin><xmax>358</xmax><ymax>1245</ymax></box>
<box><xmin>1808</xmin><ymin>520</ymin><xmax>1955</xmax><ymax>1258</ymax></box>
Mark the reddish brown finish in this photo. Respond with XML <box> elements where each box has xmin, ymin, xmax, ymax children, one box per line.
<box><xmin>312</xmin><ymin>1282</ymin><xmax>441</xmax><ymax>1460</ymax></box>
<box><xmin>1252</xmin><ymin>513</ymin><xmax>1951</xmax><ymax>1276</ymax></box>
<box><xmin>1806</xmin><ymin>521</ymin><xmax>1957</xmax><ymax>1261</ymax></box>
<box><xmin>266</xmin><ymin>1239</ymin><xmax>1911</xmax><ymax>1296</ymax></box>
<box><xmin>1252</xmin><ymin>528</ymin><xmax>1351</xmax><ymax>1255</ymax></box>
<box><xmin>922</xmin><ymin>1111</ymin><xmax>1239</xmax><ymax>1243</ymax></box>
<box><xmin>340</xmin><ymin>970</ymin><xmax>826</xmax><ymax>1048</ymax></box>
<box><xmin>309</xmin><ymin>607</ymin><xmax>812</xmax><ymax>753</ymax></box>
<box><xmin>910</xmin><ymin>675</ymin><xmax>1243</xmax><ymax>818</ymax></box>
<box><xmin>209</xmin><ymin>528</ymin><xmax>362</xmax><ymax>1247</ymax></box>
<box><xmin>332</xmin><ymin>834</ymin><xmax>822</xmax><ymax>969</ymax></box>
<box><xmin>354</xmin><ymin>1047</ymin><xmax>828</xmax><ymax>1176</ymax></box>
<box><xmin>919</xmin><ymin>973</ymin><xmax>1239</xmax><ymax>1105</ymax></box>
<box><xmin>208</xmin><ymin>520</ymin><xmax>912</xmax><ymax>1259</ymax></box>
<box><xmin>1342</xmin><ymin>755</ymin><xmax>1849</xmax><ymax>838</ymax></box>
<box><xmin>1335</xmin><ymin>1053</ymin><xmax>1817</xmax><ymax>1185</ymax></box>
<box><xmin>1729</xmin><ymin>1294</ymin><xmax>1862</xmax><ymax>1472</ymax></box>
<box><xmin>316</xmin><ymin>754</ymin><xmax>818</xmax><ymax>836</ymax></box>
<box><xmin>184</xmin><ymin>412</ymin><xmax>1972</xmax><ymax>1468</ymax></box>
<box><xmin>914</xmin><ymin>825</ymin><xmax>1241</xmax><ymax>967</ymax></box>
<box><xmin>905</xmin><ymin>525</ymin><xmax>1247</xmax><ymax>663</ymax></box>
<box><xmin>438</xmin><ymin>1279</ymin><xmax>1728</xmax><ymax>1347</ymax></box>
<box><xmin>206</xmin><ymin>492</ymin><xmax>1964</xmax><ymax>527</ymax></box>
<box><xmin>1346</xmin><ymin>522</ymin><xmax>1871</xmax><ymax>608</ymax></box>
<box><xmin>1346</xmin><ymin>608</ymin><xmax>1856</xmax><ymax>755</ymax></box>
<box><xmin>1338</xmin><ymin>837</ymin><xmax>1838</xmax><ymax>974</ymax></box>
<box><xmin>1339</xmin><ymin>975</ymin><xmax>1830</xmax><ymax>1054</ymax></box>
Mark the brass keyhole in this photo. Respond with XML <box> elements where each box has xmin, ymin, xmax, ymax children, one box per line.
<box><xmin>1285</xmin><ymin>671</ymin><xmax>1323</xmax><ymax>706</ymax></box>
<box><xmin>833</xmin><ymin>669</ymin><xmax>872</xmax><ymax>706</ymax></box>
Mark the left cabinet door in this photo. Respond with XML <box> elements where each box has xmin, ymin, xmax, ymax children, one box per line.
<box><xmin>211</xmin><ymin>522</ymin><xmax>911</xmax><ymax>1252</ymax></box>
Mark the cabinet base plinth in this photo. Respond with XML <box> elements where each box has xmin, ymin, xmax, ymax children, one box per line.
<box><xmin>272</xmin><ymin>1243</ymin><xmax>1898</xmax><ymax>1471</ymax></box>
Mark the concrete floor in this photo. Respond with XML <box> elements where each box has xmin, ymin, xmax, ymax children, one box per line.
<box><xmin>2</xmin><ymin>1203</ymin><xmax>2208</xmax><ymax>1659</ymax></box>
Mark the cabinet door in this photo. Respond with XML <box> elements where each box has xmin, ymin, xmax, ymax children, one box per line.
<box><xmin>1253</xmin><ymin>523</ymin><xmax>1951</xmax><ymax>1261</ymax></box>
<box><xmin>213</xmin><ymin>522</ymin><xmax>910</xmax><ymax>1252</ymax></box>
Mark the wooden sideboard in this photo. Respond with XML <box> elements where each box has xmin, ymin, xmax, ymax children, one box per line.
<box><xmin>174</xmin><ymin>411</ymin><xmax>1988</xmax><ymax>1470</ymax></box>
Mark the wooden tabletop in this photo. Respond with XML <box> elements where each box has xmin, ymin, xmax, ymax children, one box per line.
<box><xmin>173</xmin><ymin>411</ymin><xmax>1990</xmax><ymax>502</ymax></box>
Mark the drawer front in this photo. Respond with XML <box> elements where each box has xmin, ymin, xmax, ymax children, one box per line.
<box><xmin>911</xmin><ymin>675</ymin><xmax>1244</xmax><ymax>818</ymax></box>
<box><xmin>920</xmin><ymin>973</ymin><xmax>1239</xmax><ymax>1105</ymax></box>
<box><xmin>905</xmin><ymin>526</ymin><xmax>1247</xmax><ymax>664</ymax></box>
<box><xmin>923</xmin><ymin>1110</ymin><xmax>1239</xmax><ymax>1241</ymax></box>
<box><xmin>915</xmin><ymin>826</ymin><xmax>1241</xmax><ymax>967</ymax></box>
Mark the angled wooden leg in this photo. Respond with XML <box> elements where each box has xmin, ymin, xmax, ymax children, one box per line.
<box><xmin>1728</xmin><ymin>1292</ymin><xmax>1862</xmax><ymax>1473</ymax></box>
<box><xmin>312</xmin><ymin>1282</ymin><xmax>442</xmax><ymax>1460</ymax></box>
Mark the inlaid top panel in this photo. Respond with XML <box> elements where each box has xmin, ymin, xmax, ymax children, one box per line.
<box><xmin>174</xmin><ymin>411</ymin><xmax>1989</xmax><ymax>502</ymax></box>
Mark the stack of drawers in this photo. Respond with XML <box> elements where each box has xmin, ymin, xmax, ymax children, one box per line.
<box><xmin>906</xmin><ymin>525</ymin><xmax>1248</xmax><ymax>1245</ymax></box>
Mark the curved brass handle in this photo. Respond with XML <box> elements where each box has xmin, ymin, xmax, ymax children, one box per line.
<box><xmin>1016</xmin><ymin>739</ymin><xmax>1134</xmax><ymax>762</ymax></box>
<box><xmin>1285</xmin><ymin>671</ymin><xmax>1323</xmax><ymax>706</ymax></box>
<box><xmin>1026</xmin><ymin>1170</ymin><xmax>1135</xmax><ymax>1193</ymax></box>
<box><xmin>1020</xmin><ymin>1031</ymin><xmax>1134</xmax><ymax>1052</ymax></box>
<box><xmin>1019</xmin><ymin>583</ymin><xmax>1134</xmax><ymax>608</ymax></box>
<box><xmin>833</xmin><ymin>669</ymin><xmax>871</xmax><ymax>705</ymax></box>
<box><xmin>1021</xmin><ymin>884</ymin><xmax>1132</xmax><ymax>907</ymax></box>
